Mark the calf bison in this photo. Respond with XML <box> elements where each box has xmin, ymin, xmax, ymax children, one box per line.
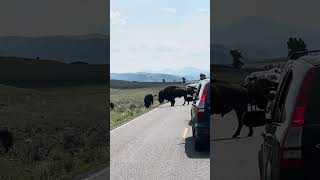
<box><xmin>184</xmin><ymin>86</ymin><xmax>197</xmax><ymax>105</ymax></box>
<box><xmin>144</xmin><ymin>94</ymin><xmax>156</xmax><ymax>108</ymax></box>
<box><xmin>0</xmin><ymin>129</ymin><xmax>13</xmax><ymax>153</ymax></box>
<box><xmin>246</xmin><ymin>77</ymin><xmax>278</xmax><ymax>110</ymax></box>
<box><xmin>158</xmin><ymin>86</ymin><xmax>188</xmax><ymax>106</ymax></box>
<box><xmin>211</xmin><ymin>80</ymin><xmax>252</xmax><ymax>138</ymax></box>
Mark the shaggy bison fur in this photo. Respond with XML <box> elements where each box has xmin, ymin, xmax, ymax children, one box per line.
<box><xmin>144</xmin><ymin>94</ymin><xmax>156</xmax><ymax>108</ymax></box>
<box><xmin>158</xmin><ymin>86</ymin><xmax>189</xmax><ymax>106</ymax></box>
<box><xmin>0</xmin><ymin>129</ymin><xmax>13</xmax><ymax>153</ymax></box>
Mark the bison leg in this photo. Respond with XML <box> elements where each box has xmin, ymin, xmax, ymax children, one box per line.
<box><xmin>232</xmin><ymin>109</ymin><xmax>246</xmax><ymax>138</ymax></box>
<box><xmin>172</xmin><ymin>99</ymin><xmax>175</xmax><ymax>106</ymax></box>
<box><xmin>248</xmin><ymin>126</ymin><xmax>253</xmax><ymax>137</ymax></box>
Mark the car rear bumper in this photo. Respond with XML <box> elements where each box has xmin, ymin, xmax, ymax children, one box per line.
<box><xmin>280</xmin><ymin>169</ymin><xmax>303</xmax><ymax>180</ymax></box>
<box><xmin>195</xmin><ymin>129</ymin><xmax>210</xmax><ymax>142</ymax></box>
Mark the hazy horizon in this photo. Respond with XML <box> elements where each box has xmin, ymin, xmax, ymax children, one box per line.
<box><xmin>110</xmin><ymin>66</ymin><xmax>210</xmax><ymax>74</ymax></box>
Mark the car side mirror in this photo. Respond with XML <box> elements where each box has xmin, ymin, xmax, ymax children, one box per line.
<box><xmin>243</xmin><ymin>111</ymin><xmax>269</xmax><ymax>127</ymax></box>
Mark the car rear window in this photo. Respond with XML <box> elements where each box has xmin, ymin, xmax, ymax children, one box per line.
<box><xmin>306</xmin><ymin>68</ymin><xmax>320</xmax><ymax>124</ymax></box>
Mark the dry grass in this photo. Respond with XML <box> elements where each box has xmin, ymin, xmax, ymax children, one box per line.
<box><xmin>0</xmin><ymin>84</ymin><xmax>108</xmax><ymax>179</ymax></box>
<box><xmin>110</xmin><ymin>81</ymin><xmax>186</xmax><ymax>129</ymax></box>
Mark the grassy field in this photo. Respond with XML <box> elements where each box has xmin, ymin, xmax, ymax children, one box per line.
<box><xmin>0</xmin><ymin>84</ymin><xmax>108</xmax><ymax>180</ymax></box>
<box><xmin>110</xmin><ymin>80</ymin><xmax>186</xmax><ymax>129</ymax></box>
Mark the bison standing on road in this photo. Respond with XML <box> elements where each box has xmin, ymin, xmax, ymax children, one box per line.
<box><xmin>158</xmin><ymin>86</ymin><xmax>188</xmax><ymax>106</ymax></box>
<box><xmin>211</xmin><ymin>80</ymin><xmax>252</xmax><ymax>138</ymax></box>
<box><xmin>184</xmin><ymin>86</ymin><xmax>197</xmax><ymax>105</ymax></box>
<box><xmin>246</xmin><ymin>77</ymin><xmax>278</xmax><ymax>110</ymax></box>
<box><xmin>144</xmin><ymin>94</ymin><xmax>156</xmax><ymax>108</ymax></box>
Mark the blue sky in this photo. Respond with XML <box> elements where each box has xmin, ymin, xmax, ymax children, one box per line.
<box><xmin>110</xmin><ymin>0</ymin><xmax>210</xmax><ymax>73</ymax></box>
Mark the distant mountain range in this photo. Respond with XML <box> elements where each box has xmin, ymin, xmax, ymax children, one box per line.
<box><xmin>110</xmin><ymin>72</ymin><xmax>183</xmax><ymax>82</ymax></box>
<box><xmin>212</xmin><ymin>16</ymin><xmax>320</xmax><ymax>64</ymax></box>
<box><xmin>111</xmin><ymin>67</ymin><xmax>210</xmax><ymax>82</ymax></box>
<box><xmin>0</xmin><ymin>34</ymin><xmax>109</xmax><ymax>64</ymax></box>
<box><xmin>149</xmin><ymin>67</ymin><xmax>210</xmax><ymax>80</ymax></box>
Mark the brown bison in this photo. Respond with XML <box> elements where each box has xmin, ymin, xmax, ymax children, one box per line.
<box><xmin>144</xmin><ymin>94</ymin><xmax>157</xmax><ymax>108</ymax></box>
<box><xmin>158</xmin><ymin>86</ymin><xmax>189</xmax><ymax>106</ymax></box>
<box><xmin>211</xmin><ymin>80</ymin><xmax>252</xmax><ymax>138</ymax></box>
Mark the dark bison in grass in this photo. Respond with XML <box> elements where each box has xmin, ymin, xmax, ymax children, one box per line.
<box><xmin>158</xmin><ymin>86</ymin><xmax>191</xmax><ymax>106</ymax></box>
<box><xmin>144</xmin><ymin>94</ymin><xmax>157</xmax><ymax>108</ymax></box>
<box><xmin>0</xmin><ymin>129</ymin><xmax>13</xmax><ymax>153</ymax></box>
<box><xmin>110</xmin><ymin>102</ymin><xmax>114</xmax><ymax>110</ymax></box>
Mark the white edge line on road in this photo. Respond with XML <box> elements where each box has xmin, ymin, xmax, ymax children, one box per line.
<box><xmin>82</xmin><ymin>168</ymin><xmax>108</xmax><ymax>180</ymax></box>
<box><xmin>182</xmin><ymin>128</ymin><xmax>188</xmax><ymax>139</ymax></box>
<box><xmin>110</xmin><ymin>103</ymin><xmax>166</xmax><ymax>133</ymax></box>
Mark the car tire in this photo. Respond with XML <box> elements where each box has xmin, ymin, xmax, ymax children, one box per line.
<box><xmin>194</xmin><ymin>138</ymin><xmax>201</xmax><ymax>151</ymax></box>
<box><xmin>192</xmin><ymin>128</ymin><xmax>195</xmax><ymax>138</ymax></box>
<box><xmin>258</xmin><ymin>149</ymin><xmax>263</xmax><ymax>180</ymax></box>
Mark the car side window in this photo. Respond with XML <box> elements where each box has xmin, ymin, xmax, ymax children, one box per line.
<box><xmin>273</xmin><ymin>71</ymin><xmax>293</xmax><ymax>122</ymax></box>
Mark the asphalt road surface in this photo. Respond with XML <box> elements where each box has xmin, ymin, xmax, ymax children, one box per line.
<box><xmin>86</xmin><ymin>98</ymin><xmax>209</xmax><ymax>180</ymax></box>
<box><xmin>211</xmin><ymin>111</ymin><xmax>264</xmax><ymax>180</ymax></box>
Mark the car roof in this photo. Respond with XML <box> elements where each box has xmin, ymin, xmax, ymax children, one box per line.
<box><xmin>299</xmin><ymin>54</ymin><xmax>320</xmax><ymax>66</ymax></box>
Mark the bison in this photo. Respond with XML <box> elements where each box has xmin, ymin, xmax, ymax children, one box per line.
<box><xmin>246</xmin><ymin>77</ymin><xmax>278</xmax><ymax>110</ymax></box>
<box><xmin>110</xmin><ymin>102</ymin><xmax>114</xmax><ymax>110</ymax></box>
<box><xmin>211</xmin><ymin>80</ymin><xmax>252</xmax><ymax>138</ymax></box>
<box><xmin>144</xmin><ymin>94</ymin><xmax>157</xmax><ymax>108</ymax></box>
<box><xmin>0</xmin><ymin>129</ymin><xmax>13</xmax><ymax>153</ymax></box>
<box><xmin>184</xmin><ymin>86</ymin><xmax>197</xmax><ymax>105</ymax></box>
<box><xmin>158</xmin><ymin>86</ymin><xmax>188</xmax><ymax>106</ymax></box>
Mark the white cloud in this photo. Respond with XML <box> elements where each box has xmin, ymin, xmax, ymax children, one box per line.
<box><xmin>196</xmin><ymin>8</ymin><xmax>209</xmax><ymax>13</ymax></box>
<box><xmin>160</xmin><ymin>8</ymin><xmax>177</xmax><ymax>14</ymax></box>
<box><xmin>110</xmin><ymin>11</ymin><xmax>128</xmax><ymax>25</ymax></box>
<box><xmin>110</xmin><ymin>6</ymin><xmax>209</xmax><ymax>73</ymax></box>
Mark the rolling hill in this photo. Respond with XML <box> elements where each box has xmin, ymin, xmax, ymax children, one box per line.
<box><xmin>0</xmin><ymin>34</ymin><xmax>109</xmax><ymax>64</ymax></box>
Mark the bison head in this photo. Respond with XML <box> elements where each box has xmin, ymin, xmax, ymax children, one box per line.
<box><xmin>158</xmin><ymin>90</ymin><xmax>165</xmax><ymax>103</ymax></box>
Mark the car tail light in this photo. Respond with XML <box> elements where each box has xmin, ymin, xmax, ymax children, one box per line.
<box><xmin>201</xmin><ymin>130</ymin><xmax>209</xmax><ymax>136</ymax></box>
<box><xmin>280</xmin><ymin>69</ymin><xmax>315</xmax><ymax>169</ymax></box>
<box><xmin>198</xmin><ymin>83</ymin><xmax>209</xmax><ymax>117</ymax></box>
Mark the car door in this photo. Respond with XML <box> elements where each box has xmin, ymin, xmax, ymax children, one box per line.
<box><xmin>261</xmin><ymin>70</ymin><xmax>293</xmax><ymax>180</ymax></box>
<box><xmin>191</xmin><ymin>83</ymin><xmax>202</xmax><ymax>123</ymax></box>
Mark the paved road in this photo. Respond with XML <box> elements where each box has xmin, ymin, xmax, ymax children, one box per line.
<box><xmin>211</xmin><ymin>111</ymin><xmax>264</xmax><ymax>180</ymax></box>
<box><xmin>86</xmin><ymin>98</ymin><xmax>209</xmax><ymax>180</ymax></box>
